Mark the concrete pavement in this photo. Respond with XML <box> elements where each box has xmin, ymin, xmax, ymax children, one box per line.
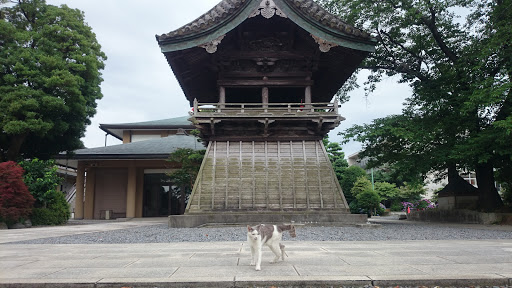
<box><xmin>1</xmin><ymin>219</ymin><xmax>511</xmax><ymax>287</ymax></box>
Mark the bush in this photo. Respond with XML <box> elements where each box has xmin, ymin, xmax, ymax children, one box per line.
<box><xmin>350</xmin><ymin>176</ymin><xmax>372</xmax><ymax>198</ymax></box>
<box><xmin>19</xmin><ymin>159</ymin><xmax>69</xmax><ymax>226</ymax></box>
<box><xmin>401</xmin><ymin>199</ymin><xmax>437</xmax><ymax>211</ymax></box>
<box><xmin>349</xmin><ymin>200</ymin><xmax>363</xmax><ymax>214</ymax></box>
<box><xmin>31</xmin><ymin>191</ymin><xmax>70</xmax><ymax>226</ymax></box>
<box><xmin>390</xmin><ymin>201</ymin><xmax>403</xmax><ymax>212</ymax></box>
<box><xmin>19</xmin><ymin>159</ymin><xmax>62</xmax><ymax>208</ymax></box>
<box><xmin>0</xmin><ymin>161</ymin><xmax>35</xmax><ymax>225</ymax></box>
<box><xmin>357</xmin><ymin>189</ymin><xmax>382</xmax><ymax>216</ymax></box>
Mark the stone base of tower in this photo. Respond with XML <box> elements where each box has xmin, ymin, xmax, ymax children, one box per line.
<box><xmin>171</xmin><ymin>140</ymin><xmax>365</xmax><ymax>227</ymax></box>
<box><xmin>168</xmin><ymin>212</ymin><xmax>367</xmax><ymax>228</ymax></box>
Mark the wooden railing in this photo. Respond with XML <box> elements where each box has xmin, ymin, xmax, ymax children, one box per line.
<box><xmin>192</xmin><ymin>98</ymin><xmax>340</xmax><ymax>115</ymax></box>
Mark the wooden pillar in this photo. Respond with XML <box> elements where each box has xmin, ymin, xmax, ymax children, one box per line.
<box><xmin>84</xmin><ymin>167</ymin><xmax>96</xmax><ymax>219</ymax></box>
<box><xmin>74</xmin><ymin>163</ymin><xmax>85</xmax><ymax>219</ymax></box>
<box><xmin>262</xmin><ymin>87</ymin><xmax>269</xmax><ymax>111</ymax></box>
<box><xmin>262</xmin><ymin>76</ymin><xmax>269</xmax><ymax>110</ymax></box>
<box><xmin>135</xmin><ymin>168</ymin><xmax>144</xmax><ymax>217</ymax></box>
<box><xmin>126</xmin><ymin>166</ymin><xmax>137</xmax><ymax>218</ymax></box>
<box><xmin>305</xmin><ymin>76</ymin><xmax>312</xmax><ymax>110</ymax></box>
<box><xmin>123</xmin><ymin>130</ymin><xmax>131</xmax><ymax>144</ymax></box>
<box><xmin>219</xmin><ymin>86</ymin><xmax>225</xmax><ymax>110</ymax></box>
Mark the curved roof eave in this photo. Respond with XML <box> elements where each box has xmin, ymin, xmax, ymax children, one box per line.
<box><xmin>156</xmin><ymin>0</ymin><xmax>376</xmax><ymax>53</ymax></box>
<box><xmin>157</xmin><ymin>0</ymin><xmax>259</xmax><ymax>53</ymax></box>
<box><xmin>275</xmin><ymin>0</ymin><xmax>376</xmax><ymax>52</ymax></box>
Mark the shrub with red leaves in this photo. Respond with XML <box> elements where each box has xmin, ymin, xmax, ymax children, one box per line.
<box><xmin>0</xmin><ymin>161</ymin><xmax>35</xmax><ymax>225</ymax></box>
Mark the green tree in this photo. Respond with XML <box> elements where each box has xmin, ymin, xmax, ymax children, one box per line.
<box><xmin>398</xmin><ymin>182</ymin><xmax>425</xmax><ymax>204</ymax></box>
<box><xmin>356</xmin><ymin>189</ymin><xmax>381</xmax><ymax>216</ymax></box>
<box><xmin>350</xmin><ymin>176</ymin><xmax>372</xmax><ymax>199</ymax></box>
<box><xmin>323</xmin><ymin>136</ymin><xmax>349</xmax><ymax>181</ymax></box>
<box><xmin>0</xmin><ymin>0</ymin><xmax>106</xmax><ymax>161</ymax></box>
<box><xmin>167</xmin><ymin>148</ymin><xmax>205</xmax><ymax>214</ymax></box>
<box><xmin>374</xmin><ymin>181</ymin><xmax>399</xmax><ymax>205</ymax></box>
<box><xmin>19</xmin><ymin>158</ymin><xmax>69</xmax><ymax>225</ymax></box>
<box><xmin>322</xmin><ymin>0</ymin><xmax>510</xmax><ymax>210</ymax></box>
<box><xmin>19</xmin><ymin>158</ymin><xmax>61</xmax><ymax>208</ymax></box>
<box><xmin>340</xmin><ymin>165</ymin><xmax>367</xmax><ymax>204</ymax></box>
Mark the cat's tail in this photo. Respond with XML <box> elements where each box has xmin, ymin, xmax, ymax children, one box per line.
<box><xmin>278</xmin><ymin>224</ymin><xmax>296</xmax><ymax>238</ymax></box>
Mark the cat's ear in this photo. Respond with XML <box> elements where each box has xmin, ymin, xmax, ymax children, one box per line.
<box><xmin>247</xmin><ymin>225</ymin><xmax>253</xmax><ymax>232</ymax></box>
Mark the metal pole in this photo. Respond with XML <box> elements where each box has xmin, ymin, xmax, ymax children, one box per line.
<box><xmin>371</xmin><ymin>168</ymin><xmax>375</xmax><ymax>190</ymax></box>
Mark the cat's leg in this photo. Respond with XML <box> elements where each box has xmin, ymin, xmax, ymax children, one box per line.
<box><xmin>279</xmin><ymin>243</ymin><xmax>286</xmax><ymax>261</ymax></box>
<box><xmin>255</xmin><ymin>245</ymin><xmax>262</xmax><ymax>271</ymax></box>
<box><xmin>268</xmin><ymin>243</ymin><xmax>281</xmax><ymax>263</ymax></box>
<box><xmin>250</xmin><ymin>245</ymin><xmax>256</xmax><ymax>266</ymax></box>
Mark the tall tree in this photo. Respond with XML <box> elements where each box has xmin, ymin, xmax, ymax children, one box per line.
<box><xmin>0</xmin><ymin>0</ymin><xmax>106</xmax><ymax>161</ymax></box>
<box><xmin>323</xmin><ymin>136</ymin><xmax>349</xmax><ymax>181</ymax></box>
<box><xmin>321</xmin><ymin>0</ymin><xmax>511</xmax><ymax>210</ymax></box>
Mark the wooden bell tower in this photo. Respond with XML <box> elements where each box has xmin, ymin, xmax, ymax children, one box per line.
<box><xmin>157</xmin><ymin>0</ymin><xmax>376</xmax><ymax>227</ymax></box>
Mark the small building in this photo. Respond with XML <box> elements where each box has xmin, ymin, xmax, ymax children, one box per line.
<box><xmin>56</xmin><ymin>116</ymin><xmax>205</xmax><ymax>219</ymax></box>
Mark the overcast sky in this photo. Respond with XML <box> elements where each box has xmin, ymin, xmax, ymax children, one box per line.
<box><xmin>45</xmin><ymin>0</ymin><xmax>410</xmax><ymax>157</ymax></box>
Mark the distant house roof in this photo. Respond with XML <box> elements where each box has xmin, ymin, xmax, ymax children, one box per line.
<box><xmin>55</xmin><ymin>134</ymin><xmax>205</xmax><ymax>168</ymax></box>
<box><xmin>100</xmin><ymin>116</ymin><xmax>194</xmax><ymax>140</ymax></box>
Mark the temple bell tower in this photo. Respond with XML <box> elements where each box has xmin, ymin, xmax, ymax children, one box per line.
<box><xmin>156</xmin><ymin>0</ymin><xmax>376</xmax><ymax>227</ymax></box>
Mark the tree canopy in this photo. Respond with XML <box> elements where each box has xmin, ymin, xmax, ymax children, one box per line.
<box><xmin>321</xmin><ymin>0</ymin><xmax>511</xmax><ymax>210</ymax></box>
<box><xmin>167</xmin><ymin>148</ymin><xmax>206</xmax><ymax>214</ymax></box>
<box><xmin>0</xmin><ymin>0</ymin><xmax>106</xmax><ymax>161</ymax></box>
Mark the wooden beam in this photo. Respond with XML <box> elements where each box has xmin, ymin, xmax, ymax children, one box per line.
<box><xmin>219</xmin><ymin>71</ymin><xmax>311</xmax><ymax>78</ymax></box>
<box><xmin>218</xmin><ymin>79</ymin><xmax>314</xmax><ymax>87</ymax></box>
<box><xmin>302</xmin><ymin>140</ymin><xmax>310</xmax><ymax>209</ymax></box>
<box><xmin>211</xmin><ymin>141</ymin><xmax>217</xmax><ymax>209</ymax></box>
<box><xmin>315</xmin><ymin>141</ymin><xmax>324</xmax><ymax>208</ymax></box>
<box><xmin>290</xmin><ymin>141</ymin><xmax>296</xmax><ymax>209</ymax></box>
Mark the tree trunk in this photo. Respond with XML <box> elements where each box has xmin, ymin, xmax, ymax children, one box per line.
<box><xmin>475</xmin><ymin>161</ymin><xmax>503</xmax><ymax>211</ymax></box>
<box><xmin>6</xmin><ymin>133</ymin><xmax>27</xmax><ymax>161</ymax></box>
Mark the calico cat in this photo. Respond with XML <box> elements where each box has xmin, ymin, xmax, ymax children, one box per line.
<box><xmin>246</xmin><ymin>224</ymin><xmax>296</xmax><ymax>271</ymax></box>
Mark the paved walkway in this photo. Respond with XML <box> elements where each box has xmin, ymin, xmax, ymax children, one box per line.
<box><xmin>1</xmin><ymin>218</ymin><xmax>511</xmax><ymax>288</ymax></box>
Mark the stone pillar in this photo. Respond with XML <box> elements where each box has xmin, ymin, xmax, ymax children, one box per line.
<box><xmin>126</xmin><ymin>166</ymin><xmax>137</xmax><ymax>218</ymax></box>
<box><xmin>84</xmin><ymin>167</ymin><xmax>96</xmax><ymax>219</ymax></box>
<box><xmin>74</xmin><ymin>163</ymin><xmax>85</xmax><ymax>219</ymax></box>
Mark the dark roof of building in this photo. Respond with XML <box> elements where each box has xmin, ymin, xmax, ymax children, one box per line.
<box><xmin>156</xmin><ymin>0</ymin><xmax>377</xmax><ymax>105</ymax></box>
<box><xmin>156</xmin><ymin>0</ymin><xmax>372</xmax><ymax>46</ymax></box>
<box><xmin>56</xmin><ymin>134</ymin><xmax>205</xmax><ymax>161</ymax></box>
<box><xmin>100</xmin><ymin>116</ymin><xmax>194</xmax><ymax>140</ymax></box>
<box><xmin>436</xmin><ymin>176</ymin><xmax>479</xmax><ymax>197</ymax></box>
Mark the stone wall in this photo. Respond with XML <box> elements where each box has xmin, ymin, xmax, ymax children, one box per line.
<box><xmin>408</xmin><ymin>209</ymin><xmax>512</xmax><ymax>225</ymax></box>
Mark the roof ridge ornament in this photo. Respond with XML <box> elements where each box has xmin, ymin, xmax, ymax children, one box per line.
<box><xmin>249</xmin><ymin>0</ymin><xmax>287</xmax><ymax>19</ymax></box>
<box><xmin>198</xmin><ymin>34</ymin><xmax>226</xmax><ymax>53</ymax></box>
<box><xmin>310</xmin><ymin>34</ymin><xmax>338</xmax><ymax>52</ymax></box>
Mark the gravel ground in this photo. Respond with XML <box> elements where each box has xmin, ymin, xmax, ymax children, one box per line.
<box><xmin>6</xmin><ymin>220</ymin><xmax>512</xmax><ymax>244</ymax></box>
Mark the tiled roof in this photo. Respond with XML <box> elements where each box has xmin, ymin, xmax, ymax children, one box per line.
<box><xmin>156</xmin><ymin>0</ymin><xmax>370</xmax><ymax>42</ymax></box>
<box><xmin>157</xmin><ymin>0</ymin><xmax>246</xmax><ymax>41</ymax></box>
<box><xmin>99</xmin><ymin>116</ymin><xmax>194</xmax><ymax>140</ymax></box>
<box><xmin>288</xmin><ymin>0</ymin><xmax>370</xmax><ymax>38</ymax></box>
<box><xmin>100</xmin><ymin>116</ymin><xmax>193</xmax><ymax>129</ymax></box>
<box><xmin>57</xmin><ymin>135</ymin><xmax>205</xmax><ymax>160</ymax></box>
